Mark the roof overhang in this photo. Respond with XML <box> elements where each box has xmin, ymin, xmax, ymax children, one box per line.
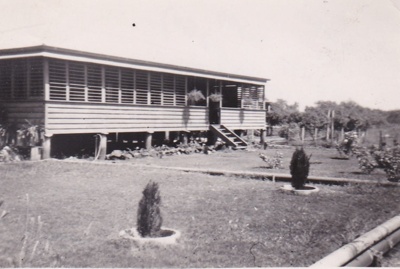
<box><xmin>0</xmin><ymin>45</ymin><xmax>270</xmax><ymax>85</ymax></box>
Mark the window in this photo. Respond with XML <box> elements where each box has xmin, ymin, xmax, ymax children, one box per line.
<box><xmin>135</xmin><ymin>70</ymin><xmax>148</xmax><ymax>104</ymax></box>
<box><xmin>150</xmin><ymin>72</ymin><xmax>162</xmax><ymax>105</ymax></box>
<box><xmin>105</xmin><ymin>67</ymin><xmax>119</xmax><ymax>103</ymax></box>
<box><xmin>87</xmin><ymin>64</ymin><xmax>102</xmax><ymax>102</ymax></box>
<box><xmin>163</xmin><ymin>73</ymin><xmax>174</xmax><ymax>106</ymax></box>
<box><xmin>30</xmin><ymin>58</ymin><xmax>43</xmax><ymax>97</ymax></box>
<box><xmin>49</xmin><ymin>60</ymin><xmax>67</xmax><ymax>100</ymax></box>
<box><xmin>69</xmin><ymin>62</ymin><xmax>85</xmax><ymax>101</ymax></box>
<box><xmin>121</xmin><ymin>68</ymin><xmax>135</xmax><ymax>104</ymax></box>
<box><xmin>175</xmin><ymin>75</ymin><xmax>186</xmax><ymax>106</ymax></box>
<box><xmin>0</xmin><ymin>60</ymin><xmax>12</xmax><ymax>100</ymax></box>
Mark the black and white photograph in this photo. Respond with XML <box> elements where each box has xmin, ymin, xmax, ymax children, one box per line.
<box><xmin>0</xmin><ymin>0</ymin><xmax>400</xmax><ymax>267</ymax></box>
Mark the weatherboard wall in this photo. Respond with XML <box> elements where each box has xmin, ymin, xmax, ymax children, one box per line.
<box><xmin>45</xmin><ymin>101</ymin><xmax>208</xmax><ymax>135</ymax></box>
<box><xmin>221</xmin><ymin>108</ymin><xmax>266</xmax><ymax>130</ymax></box>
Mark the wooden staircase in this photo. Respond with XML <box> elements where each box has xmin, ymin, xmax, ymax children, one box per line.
<box><xmin>210</xmin><ymin>124</ymin><xmax>248</xmax><ymax>150</ymax></box>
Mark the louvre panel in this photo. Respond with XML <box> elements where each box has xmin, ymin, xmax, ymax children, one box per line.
<box><xmin>87</xmin><ymin>64</ymin><xmax>102</xmax><ymax>102</ymax></box>
<box><xmin>30</xmin><ymin>58</ymin><xmax>43</xmax><ymax>97</ymax></box>
<box><xmin>150</xmin><ymin>72</ymin><xmax>162</xmax><ymax>105</ymax></box>
<box><xmin>49</xmin><ymin>85</ymin><xmax>67</xmax><ymax>100</ymax></box>
<box><xmin>49</xmin><ymin>60</ymin><xmax>67</xmax><ymax>100</ymax></box>
<box><xmin>13</xmin><ymin>59</ymin><xmax>28</xmax><ymax>99</ymax></box>
<box><xmin>241</xmin><ymin>85</ymin><xmax>259</xmax><ymax>109</ymax></box>
<box><xmin>0</xmin><ymin>60</ymin><xmax>12</xmax><ymax>100</ymax></box>
<box><xmin>136</xmin><ymin>70</ymin><xmax>148</xmax><ymax>104</ymax></box>
<box><xmin>257</xmin><ymin>86</ymin><xmax>264</xmax><ymax>109</ymax></box>
<box><xmin>105</xmin><ymin>67</ymin><xmax>119</xmax><ymax>103</ymax></box>
<box><xmin>175</xmin><ymin>75</ymin><xmax>186</xmax><ymax>106</ymax></box>
<box><xmin>69</xmin><ymin>62</ymin><xmax>85</xmax><ymax>101</ymax></box>
<box><xmin>237</xmin><ymin>86</ymin><xmax>242</xmax><ymax>105</ymax></box>
<box><xmin>163</xmin><ymin>73</ymin><xmax>174</xmax><ymax>106</ymax></box>
<box><xmin>49</xmin><ymin>60</ymin><xmax>66</xmax><ymax>84</ymax></box>
<box><xmin>69</xmin><ymin>62</ymin><xmax>85</xmax><ymax>86</ymax></box>
<box><xmin>121</xmin><ymin>68</ymin><xmax>134</xmax><ymax>104</ymax></box>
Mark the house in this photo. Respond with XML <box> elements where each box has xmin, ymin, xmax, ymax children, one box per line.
<box><xmin>0</xmin><ymin>45</ymin><xmax>269</xmax><ymax>159</ymax></box>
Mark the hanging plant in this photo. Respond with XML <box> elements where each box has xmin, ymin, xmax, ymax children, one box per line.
<box><xmin>208</xmin><ymin>93</ymin><xmax>222</xmax><ymax>102</ymax></box>
<box><xmin>187</xmin><ymin>89</ymin><xmax>205</xmax><ymax>105</ymax></box>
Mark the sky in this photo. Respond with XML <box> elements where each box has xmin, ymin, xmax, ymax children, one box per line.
<box><xmin>1</xmin><ymin>0</ymin><xmax>400</xmax><ymax>111</ymax></box>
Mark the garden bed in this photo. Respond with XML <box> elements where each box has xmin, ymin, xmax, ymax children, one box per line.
<box><xmin>0</xmin><ymin>158</ymin><xmax>399</xmax><ymax>267</ymax></box>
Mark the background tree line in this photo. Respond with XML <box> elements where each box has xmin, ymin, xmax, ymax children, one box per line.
<box><xmin>266</xmin><ymin>99</ymin><xmax>399</xmax><ymax>142</ymax></box>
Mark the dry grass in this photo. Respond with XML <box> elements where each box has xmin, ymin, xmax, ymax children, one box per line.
<box><xmin>0</xmin><ymin>153</ymin><xmax>399</xmax><ymax>267</ymax></box>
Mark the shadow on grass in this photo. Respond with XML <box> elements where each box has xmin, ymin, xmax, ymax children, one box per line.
<box><xmin>254</xmin><ymin>166</ymin><xmax>282</xmax><ymax>170</ymax></box>
<box><xmin>331</xmin><ymin>156</ymin><xmax>350</xmax><ymax>160</ymax></box>
<box><xmin>339</xmin><ymin>171</ymin><xmax>365</xmax><ymax>175</ymax></box>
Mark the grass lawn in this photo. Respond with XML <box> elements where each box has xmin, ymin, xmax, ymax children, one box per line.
<box><xmin>115</xmin><ymin>146</ymin><xmax>390</xmax><ymax>182</ymax></box>
<box><xmin>0</xmin><ymin>154</ymin><xmax>399</xmax><ymax>267</ymax></box>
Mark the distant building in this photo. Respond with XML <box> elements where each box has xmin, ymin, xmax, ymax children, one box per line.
<box><xmin>0</xmin><ymin>45</ymin><xmax>269</xmax><ymax>159</ymax></box>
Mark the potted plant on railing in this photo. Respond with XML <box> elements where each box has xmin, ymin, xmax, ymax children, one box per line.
<box><xmin>208</xmin><ymin>93</ymin><xmax>222</xmax><ymax>103</ymax></box>
<box><xmin>187</xmin><ymin>89</ymin><xmax>205</xmax><ymax>106</ymax></box>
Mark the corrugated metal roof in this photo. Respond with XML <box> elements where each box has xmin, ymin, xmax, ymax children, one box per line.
<box><xmin>0</xmin><ymin>45</ymin><xmax>269</xmax><ymax>84</ymax></box>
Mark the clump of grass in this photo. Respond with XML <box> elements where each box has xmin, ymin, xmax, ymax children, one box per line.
<box><xmin>137</xmin><ymin>181</ymin><xmax>163</xmax><ymax>237</ymax></box>
<box><xmin>0</xmin><ymin>195</ymin><xmax>60</xmax><ymax>267</ymax></box>
<box><xmin>290</xmin><ymin>148</ymin><xmax>311</xmax><ymax>189</ymax></box>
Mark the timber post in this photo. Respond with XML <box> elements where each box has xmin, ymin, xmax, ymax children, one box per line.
<box><xmin>42</xmin><ymin>134</ymin><xmax>53</xmax><ymax>159</ymax></box>
<box><xmin>98</xmin><ymin>133</ymin><xmax>108</xmax><ymax>160</ymax></box>
<box><xmin>181</xmin><ymin>131</ymin><xmax>189</xmax><ymax>145</ymax></box>
<box><xmin>164</xmin><ymin>131</ymin><xmax>170</xmax><ymax>144</ymax></box>
<box><xmin>145</xmin><ymin>131</ymin><xmax>153</xmax><ymax>150</ymax></box>
<box><xmin>260</xmin><ymin>129</ymin><xmax>266</xmax><ymax>145</ymax></box>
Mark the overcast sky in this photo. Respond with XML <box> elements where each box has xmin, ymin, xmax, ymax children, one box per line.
<box><xmin>1</xmin><ymin>0</ymin><xmax>400</xmax><ymax>111</ymax></box>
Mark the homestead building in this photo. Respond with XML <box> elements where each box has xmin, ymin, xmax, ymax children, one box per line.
<box><xmin>0</xmin><ymin>45</ymin><xmax>269</xmax><ymax>159</ymax></box>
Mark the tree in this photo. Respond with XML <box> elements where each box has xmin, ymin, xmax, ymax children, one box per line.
<box><xmin>137</xmin><ymin>181</ymin><xmax>163</xmax><ymax>237</ymax></box>
<box><xmin>267</xmin><ymin>99</ymin><xmax>301</xmax><ymax>126</ymax></box>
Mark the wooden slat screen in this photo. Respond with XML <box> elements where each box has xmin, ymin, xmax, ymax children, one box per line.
<box><xmin>175</xmin><ymin>75</ymin><xmax>186</xmax><ymax>106</ymax></box>
<box><xmin>105</xmin><ymin>67</ymin><xmax>119</xmax><ymax>103</ymax></box>
<box><xmin>257</xmin><ymin>86</ymin><xmax>264</xmax><ymax>109</ymax></box>
<box><xmin>68</xmin><ymin>62</ymin><xmax>85</xmax><ymax>101</ymax></box>
<box><xmin>163</xmin><ymin>73</ymin><xmax>174</xmax><ymax>106</ymax></box>
<box><xmin>0</xmin><ymin>60</ymin><xmax>12</xmax><ymax>100</ymax></box>
<box><xmin>121</xmin><ymin>68</ymin><xmax>135</xmax><ymax>104</ymax></box>
<box><xmin>30</xmin><ymin>58</ymin><xmax>43</xmax><ymax>97</ymax></box>
<box><xmin>87</xmin><ymin>64</ymin><xmax>102</xmax><ymax>102</ymax></box>
<box><xmin>135</xmin><ymin>70</ymin><xmax>148</xmax><ymax>104</ymax></box>
<box><xmin>240</xmin><ymin>85</ymin><xmax>265</xmax><ymax>109</ymax></box>
<box><xmin>13</xmin><ymin>59</ymin><xmax>28</xmax><ymax>99</ymax></box>
<box><xmin>0</xmin><ymin>58</ymin><xmax>44</xmax><ymax>101</ymax></box>
<box><xmin>150</xmin><ymin>72</ymin><xmax>162</xmax><ymax>105</ymax></box>
<box><xmin>49</xmin><ymin>60</ymin><xmax>67</xmax><ymax>100</ymax></box>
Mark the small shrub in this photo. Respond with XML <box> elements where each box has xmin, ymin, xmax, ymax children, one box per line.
<box><xmin>336</xmin><ymin>131</ymin><xmax>358</xmax><ymax>157</ymax></box>
<box><xmin>290</xmin><ymin>148</ymin><xmax>311</xmax><ymax>189</ymax></box>
<box><xmin>352</xmin><ymin>146</ymin><xmax>377</xmax><ymax>174</ymax></box>
<box><xmin>371</xmin><ymin>147</ymin><xmax>400</xmax><ymax>182</ymax></box>
<box><xmin>278</xmin><ymin>123</ymin><xmax>300</xmax><ymax>141</ymax></box>
<box><xmin>259</xmin><ymin>152</ymin><xmax>283</xmax><ymax>169</ymax></box>
<box><xmin>346</xmin><ymin>144</ymin><xmax>400</xmax><ymax>182</ymax></box>
<box><xmin>137</xmin><ymin>181</ymin><xmax>163</xmax><ymax>237</ymax></box>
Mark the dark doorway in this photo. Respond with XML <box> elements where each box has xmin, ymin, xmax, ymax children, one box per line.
<box><xmin>209</xmin><ymin>100</ymin><xmax>220</xmax><ymax>124</ymax></box>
